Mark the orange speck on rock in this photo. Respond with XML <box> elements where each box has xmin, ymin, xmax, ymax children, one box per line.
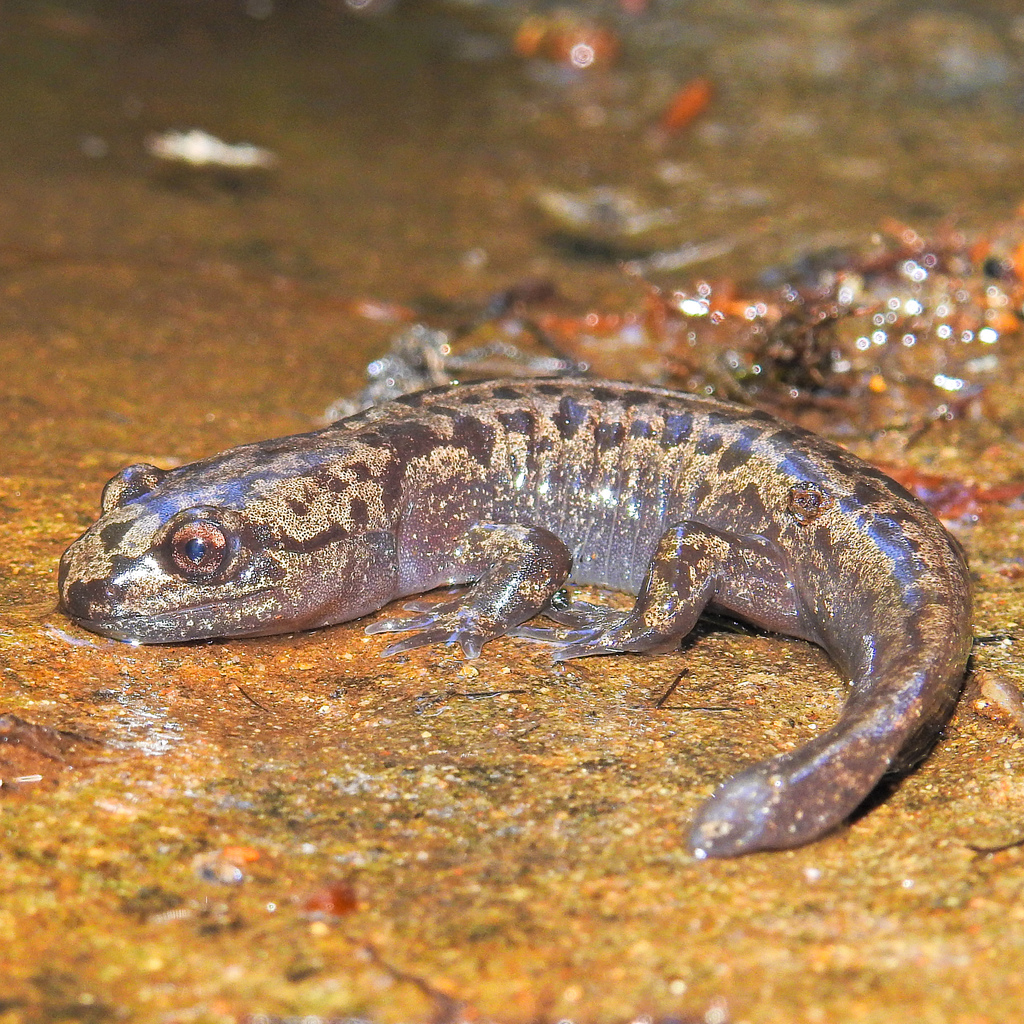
<box><xmin>1010</xmin><ymin>240</ymin><xmax>1024</xmax><ymax>281</ymax></box>
<box><xmin>221</xmin><ymin>845</ymin><xmax>261</xmax><ymax>864</ymax></box>
<box><xmin>659</xmin><ymin>78</ymin><xmax>713</xmax><ymax>134</ymax></box>
<box><xmin>302</xmin><ymin>880</ymin><xmax>359</xmax><ymax>917</ymax></box>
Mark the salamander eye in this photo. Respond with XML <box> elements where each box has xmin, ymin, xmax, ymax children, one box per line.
<box><xmin>170</xmin><ymin>521</ymin><xmax>229</xmax><ymax>579</ymax></box>
<box><xmin>165</xmin><ymin>514</ymin><xmax>240</xmax><ymax>582</ymax></box>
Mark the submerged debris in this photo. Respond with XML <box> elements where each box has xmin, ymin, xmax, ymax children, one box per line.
<box><xmin>513</xmin><ymin>12</ymin><xmax>619</xmax><ymax>70</ymax></box>
<box><xmin>145</xmin><ymin>129</ymin><xmax>278</xmax><ymax>170</ymax></box>
<box><xmin>881</xmin><ymin>465</ymin><xmax>1024</xmax><ymax>524</ymax></box>
<box><xmin>532</xmin><ymin>212</ymin><xmax>1024</xmax><ymax>439</ymax></box>
<box><xmin>534</xmin><ymin>185</ymin><xmax>735</xmax><ymax>266</ymax></box>
<box><xmin>332</xmin><ymin>210</ymin><xmax>1024</xmax><ymax>456</ymax></box>
<box><xmin>192</xmin><ymin>846</ymin><xmax>261</xmax><ymax>885</ymax></box>
<box><xmin>0</xmin><ymin>713</ymin><xmax>107</xmax><ymax>792</ymax></box>
<box><xmin>657</xmin><ymin>217</ymin><xmax>1023</xmax><ymax>434</ymax></box>
<box><xmin>537</xmin><ymin>186</ymin><xmax>677</xmax><ymax>241</ymax></box>
<box><xmin>325</xmin><ymin>283</ymin><xmax>583</xmax><ymax>421</ymax></box>
<box><xmin>973</xmin><ymin>670</ymin><xmax>1024</xmax><ymax>734</ymax></box>
<box><xmin>146</xmin><ymin>128</ymin><xmax>278</xmax><ymax>193</ymax></box>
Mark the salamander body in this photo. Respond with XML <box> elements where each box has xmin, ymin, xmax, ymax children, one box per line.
<box><xmin>58</xmin><ymin>379</ymin><xmax>973</xmax><ymax>857</ymax></box>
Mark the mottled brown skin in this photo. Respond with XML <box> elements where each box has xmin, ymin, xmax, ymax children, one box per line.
<box><xmin>58</xmin><ymin>379</ymin><xmax>973</xmax><ymax>857</ymax></box>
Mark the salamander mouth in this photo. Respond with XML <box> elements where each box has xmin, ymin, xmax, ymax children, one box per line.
<box><xmin>64</xmin><ymin>611</ymin><xmax>179</xmax><ymax>644</ymax></box>
<box><xmin>63</xmin><ymin>590</ymin><xmax>283</xmax><ymax>644</ymax></box>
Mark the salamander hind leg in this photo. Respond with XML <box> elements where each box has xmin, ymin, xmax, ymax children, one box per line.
<box><xmin>517</xmin><ymin>522</ymin><xmax>743</xmax><ymax>662</ymax></box>
<box><xmin>366</xmin><ymin>522</ymin><xmax>572</xmax><ymax>659</ymax></box>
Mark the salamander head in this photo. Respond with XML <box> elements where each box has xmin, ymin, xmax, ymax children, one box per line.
<box><xmin>58</xmin><ymin>457</ymin><xmax>398</xmax><ymax>643</ymax></box>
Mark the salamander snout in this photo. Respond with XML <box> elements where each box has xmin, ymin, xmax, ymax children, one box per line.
<box><xmin>57</xmin><ymin>546</ymin><xmax>129</xmax><ymax>631</ymax></box>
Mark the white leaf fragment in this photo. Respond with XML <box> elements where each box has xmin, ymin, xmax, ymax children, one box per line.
<box><xmin>145</xmin><ymin>129</ymin><xmax>278</xmax><ymax>170</ymax></box>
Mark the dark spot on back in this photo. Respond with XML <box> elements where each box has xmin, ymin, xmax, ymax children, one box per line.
<box><xmin>287</xmin><ymin>498</ymin><xmax>309</xmax><ymax>517</ymax></box>
<box><xmin>853</xmin><ymin>479</ymin><xmax>881</xmax><ymax>507</ymax></box>
<box><xmin>312</xmin><ymin>467</ymin><xmax>343</xmax><ymax>493</ymax></box>
<box><xmin>356</xmin><ymin>430</ymin><xmax>387</xmax><ymax>450</ymax></box>
<box><xmin>497</xmin><ymin>410</ymin><xmax>536</xmax><ymax>436</ymax></box>
<box><xmin>746</xmin><ymin>408</ymin><xmax>778</xmax><ymax>426</ymax></box>
<box><xmin>716</xmin><ymin>445</ymin><xmax>746</xmax><ymax>475</ymax></box>
<box><xmin>589</xmin><ymin>385</ymin><xmax>619</xmax><ymax>403</ymax></box>
<box><xmin>554</xmin><ymin>395</ymin><xmax>589</xmax><ymax>440</ymax></box>
<box><xmin>318</xmin><ymin>462</ymin><xmax>369</xmax><ymax>491</ymax></box>
<box><xmin>622</xmin><ymin>389</ymin><xmax>650</xmax><ymax>408</ymax></box>
<box><xmin>535</xmin><ymin>383</ymin><xmax>563</xmax><ymax>397</ymax></box>
<box><xmin>660</xmin><ymin>411</ymin><xmax>693</xmax><ymax>448</ymax></box>
<box><xmin>375</xmin><ymin>423</ymin><xmax>440</xmax><ymax>460</ymax></box>
<box><xmin>736</xmin><ymin>481</ymin><xmax>767</xmax><ymax>518</ymax></box>
<box><xmin>364</xmin><ymin>423</ymin><xmax>441</xmax><ymax>506</ymax></box>
<box><xmin>717</xmin><ymin>435</ymin><xmax>754</xmax><ymax>474</ymax></box>
<box><xmin>492</xmin><ymin>385</ymin><xmax>523</xmax><ymax>401</ymax></box>
<box><xmin>459</xmin><ymin>393</ymin><xmax>485</xmax><ymax>405</ymax></box>
<box><xmin>629</xmin><ymin>419</ymin><xmax>655</xmax><ymax>440</ymax></box>
<box><xmin>450</xmin><ymin>415</ymin><xmax>496</xmax><ymax>463</ymax></box>
<box><xmin>849</xmin><ymin>462</ymin><xmax>922</xmax><ymax>509</ymax></box>
<box><xmin>376</xmin><ymin>460</ymin><xmax>404</xmax><ymax>507</ymax></box>
<box><xmin>696</xmin><ymin>432</ymin><xmax>723</xmax><ymax>457</ymax></box>
<box><xmin>594</xmin><ymin>421</ymin><xmax>625</xmax><ymax>452</ymax></box>
<box><xmin>815</xmin><ymin>522</ymin><xmax>837</xmax><ymax>562</ymax></box>
<box><xmin>348</xmin><ymin>496</ymin><xmax>369</xmax><ymax>528</ymax></box>
<box><xmin>690</xmin><ymin>479</ymin><xmax>713</xmax><ymax>507</ymax></box>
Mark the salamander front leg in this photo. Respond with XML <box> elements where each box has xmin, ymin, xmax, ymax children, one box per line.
<box><xmin>366</xmin><ymin>522</ymin><xmax>572</xmax><ymax>659</ymax></box>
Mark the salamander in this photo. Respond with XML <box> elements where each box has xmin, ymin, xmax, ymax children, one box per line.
<box><xmin>58</xmin><ymin>378</ymin><xmax>973</xmax><ymax>857</ymax></box>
